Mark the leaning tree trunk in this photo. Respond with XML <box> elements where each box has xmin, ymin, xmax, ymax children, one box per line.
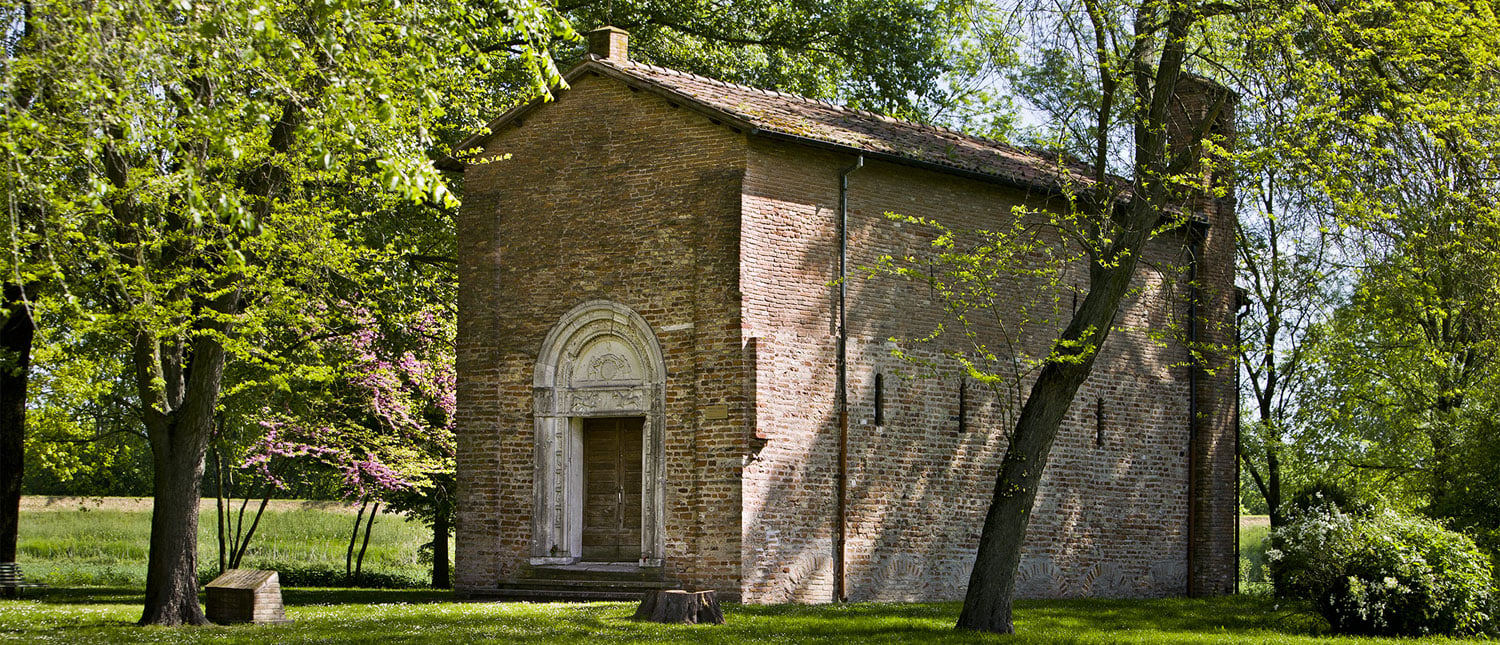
<box><xmin>955</xmin><ymin>229</ymin><xmax>1148</xmax><ymax>632</ymax></box>
<box><xmin>0</xmin><ymin>282</ymin><xmax>35</xmax><ymax>563</ymax></box>
<box><xmin>955</xmin><ymin>2</ymin><xmax>1200</xmax><ymax>631</ymax></box>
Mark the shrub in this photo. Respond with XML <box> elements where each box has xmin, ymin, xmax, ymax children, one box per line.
<box><xmin>1286</xmin><ymin>483</ymin><xmax>1368</xmax><ymax>517</ymax></box>
<box><xmin>1269</xmin><ymin>506</ymin><xmax>1494</xmax><ymax>636</ymax></box>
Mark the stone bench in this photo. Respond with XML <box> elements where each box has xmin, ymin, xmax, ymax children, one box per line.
<box><xmin>1</xmin><ymin>563</ymin><xmax>47</xmax><ymax>598</ymax></box>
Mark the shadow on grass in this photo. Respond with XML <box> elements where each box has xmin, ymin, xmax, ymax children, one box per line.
<box><xmin>20</xmin><ymin>586</ymin><xmax>454</xmax><ymax>606</ymax></box>
<box><xmin>13</xmin><ymin>586</ymin><xmax>144</xmax><ymax>605</ymax></box>
<box><xmin>6</xmin><ymin>588</ymin><xmax>1349</xmax><ymax>644</ymax></box>
<box><xmin>1013</xmin><ymin>596</ymin><xmax>1328</xmax><ymax>636</ymax></box>
<box><xmin>283</xmin><ymin>587</ymin><xmax>454</xmax><ymax>605</ymax></box>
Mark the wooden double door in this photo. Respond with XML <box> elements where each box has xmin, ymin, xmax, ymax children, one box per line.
<box><xmin>581</xmin><ymin>417</ymin><xmax>643</xmax><ymax>561</ymax></box>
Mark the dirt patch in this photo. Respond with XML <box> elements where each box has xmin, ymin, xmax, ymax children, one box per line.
<box><xmin>1239</xmin><ymin>515</ymin><xmax>1270</xmax><ymax>531</ymax></box>
<box><xmin>20</xmin><ymin>496</ymin><xmax>361</xmax><ymax>514</ymax></box>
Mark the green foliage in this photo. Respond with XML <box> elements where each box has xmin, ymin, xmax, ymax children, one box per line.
<box><xmin>21</xmin><ymin>319</ymin><xmax>151</xmax><ymax>496</ymax></box>
<box><xmin>1284</xmin><ymin>483</ymin><xmax>1369</xmax><ymax>517</ymax></box>
<box><xmin>556</xmin><ymin>0</ymin><xmax>1015</xmax><ymax>129</ymax></box>
<box><xmin>1269</xmin><ymin>506</ymin><xmax>1496</xmax><ymax>637</ymax></box>
<box><xmin>1227</xmin><ymin>0</ymin><xmax>1500</xmax><ymax>535</ymax></box>
<box><xmin>1235</xmin><ymin>0</ymin><xmax>1500</xmax><ymax>230</ymax></box>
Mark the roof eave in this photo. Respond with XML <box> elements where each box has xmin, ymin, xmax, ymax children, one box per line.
<box><xmin>755</xmin><ymin>129</ymin><xmax>1211</xmax><ymax>227</ymax></box>
<box><xmin>749</xmin><ymin>128</ymin><xmax>1066</xmax><ymax>197</ymax></box>
<box><xmin>438</xmin><ymin>58</ymin><xmax>1078</xmax><ymax>194</ymax></box>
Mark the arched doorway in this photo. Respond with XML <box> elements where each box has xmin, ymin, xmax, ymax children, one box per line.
<box><xmin>531</xmin><ymin>300</ymin><xmax>666</xmax><ymax>566</ymax></box>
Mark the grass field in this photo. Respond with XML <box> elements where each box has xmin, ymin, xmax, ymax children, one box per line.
<box><xmin>1238</xmin><ymin>514</ymin><xmax>1272</xmax><ymax>594</ymax></box>
<box><xmin>23</xmin><ymin>499</ymin><xmax>1274</xmax><ymax>592</ymax></box>
<box><xmin>3</xmin><ymin>588</ymin><xmax>1490</xmax><ymax>644</ymax></box>
<box><xmin>16</xmin><ymin>497</ymin><xmax>437</xmax><ymax>587</ymax></box>
<box><xmin>5</xmin><ymin>508</ymin><xmax>1491</xmax><ymax>642</ymax></box>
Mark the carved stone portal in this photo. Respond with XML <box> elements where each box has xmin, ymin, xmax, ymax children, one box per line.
<box><xmin>532</xmin><ymin>300</ymin><xmax>667</xmax><ymax>566</ymax></box>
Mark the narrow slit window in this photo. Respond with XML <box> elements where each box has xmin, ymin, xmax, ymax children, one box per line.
<box><xmin>958</xmin><ymin>378</ymin><xmax>967</xmax><ymax>433</ymax></box>
<box><xmin>874</xmin><ymin>373</ymin><xmax>884</xmax><ymax>425</ymax></box>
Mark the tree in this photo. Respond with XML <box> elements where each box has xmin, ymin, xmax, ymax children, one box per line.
<box><xmin>554</xmin><ymin>0</ymin><xmax>997</xmax><ymax>123</ymax></box>
<box><xmin>240</xmin><ymin>306</ymin><xmax>457</xmax><ymax>587</ymax></box>
<box><xmin>0</xmin><ymin>283</ymin><xmax>32</xmax><ymax>563</ymax></box>
<box><xmin>1235</xmin><ymin>200</ymin><xmax>1338</xmax><ymax>527</ymax></box>
<box><xmin>1</xmin><ymin>0</ymin><xmax>571</xmax><ymax>625</ymax></box>
<box><xmin>1224</xmin><ymin>34</ymin><xmax>1346</xmax><ymax>528</ymax></box>
<box><xmin>1299</xmin><ymin>212</ymin><xmax>1500</xmax><ymax>508</ymax></box>
<box><xmin>0</xmin><ymin>0</ymin><xmax>48</xmax><ymax>568</ymax></box>
<box><xmin>1249</xmin><ymin>0</ymin><xmax>1500</xmax><ymax>516</ymax></box>
<box><xmin>868</xmin><ymin>0</ymin><xmax>1240</xmax><ymax>633</ymax></box>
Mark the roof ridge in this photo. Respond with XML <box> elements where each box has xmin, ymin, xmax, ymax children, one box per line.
<box><xmin>602</xmin><ymin>58</ymin><xmax>1029</xmax><ymax>156</ymax></box>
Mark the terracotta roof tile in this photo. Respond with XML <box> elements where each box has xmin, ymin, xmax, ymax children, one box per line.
<box><xmin>595</xmin><ymin>58</ymin><xmax>1095</xmax><ymax>191</ymax></box>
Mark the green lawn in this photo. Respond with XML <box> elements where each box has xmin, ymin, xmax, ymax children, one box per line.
<box><xmin>1239</xmin><ymin>515</ymin><xmax>1272</xmax><ymax>594</ymax></box>
<box><xmin>9</xmin><ymin>508</ymin><xmax>1483</xmax><ymax>642</ymax></box>
<box><xmin>0</xmin><ymin>588</ymin><xmax>1489</xmax><ymax>644</ymax></box>
<box><xmin>16</xmin><ymin>497</ymin><xmax>435</xmax><ymax>586</ymax></box>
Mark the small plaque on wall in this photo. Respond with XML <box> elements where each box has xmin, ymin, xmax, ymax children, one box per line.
<box><xmin>703</xmin><ymin>404</ymin><xmax>729</xmax><ymax>420</ymax></box>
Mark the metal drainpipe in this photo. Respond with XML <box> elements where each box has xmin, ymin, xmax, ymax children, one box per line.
<box><xmin>1185</xmin><ymin>225</ymin><xmax>1203</xmax><ymax>598</ymax></box>
<box><xmin>835</xmin><ymin>154</ymin><xmax>863</xmax><ymax>603</ymax></box>
<box><xmin>1234</xmin><ymin>290</ymin><xmax>1243</xmax><ymax>595</ymax></box>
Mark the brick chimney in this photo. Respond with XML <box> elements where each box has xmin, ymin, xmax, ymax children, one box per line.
<box><xmin>587</xmin><ymin>26</ymin><xmax>629</xmax><ymax>61</ymax></box>
<box><xmin>1167</xmin><ymin>72</ymin><xmax>1236</xmax><ymax>190</ymax></box>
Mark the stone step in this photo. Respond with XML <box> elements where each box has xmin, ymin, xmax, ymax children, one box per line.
<box><xmin>481</xmin><ymin>571</ymin><xmax>684</xmax><ymax>603</ymax></box>
<box><xmin>518</xmin><ymin>564</ymin><xmax>669</xmax><ymax>583</ymax></box>
<box><xmin>472</xmin><ymin>586</ymin><xmax>649</xmax><ymax>602</ymax></box>
<box><xmin>501</xmin><ymin>578</ymin><xmax>675</xmax><ymax>590</ymax></box>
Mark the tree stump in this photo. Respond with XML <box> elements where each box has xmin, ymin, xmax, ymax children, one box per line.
<box><xmin>632</xmin><ymin>589</ymin><xmax>724</xmax><ymax>625</ymax></box>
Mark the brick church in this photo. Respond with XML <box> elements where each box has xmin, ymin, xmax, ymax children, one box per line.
<box><xmin>450</xmin><ymin>26</ymin><xmax>1239</xmax><ymax>603</ymax></box>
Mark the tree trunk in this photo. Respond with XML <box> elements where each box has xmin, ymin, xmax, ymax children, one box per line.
<box><xmin>432</xmin><ymin>508</ymin><xmax>451</xmax><ymax>589</ymax></box>
<box><xmin>229</xmin><ymin>488</ymin><xmax>272</xmax><ymax>570</ymax></box>
<box><xmin>355</xmin><ymin>503</ymin><xmax>378</xmax><ymax>583</ymax></box>
<box><xmin>136</xmin><ymin>293</ymin><xmax>237</xmax><ymax>625</ymax></box>
<box><xmin>0</xmin><ymin>282</ymin><xmax>35</xmax><ymax>563</ymax></box>
<box><xmin>0</xmin><ymin>0</ymin><xmax>40</xmax><ymax>569</ymax></box>
<box><xmin>214</xmin><ymin>448</ymin><xmax>227</xmax><ymax>574</ymax></box>
<box><xmin>955</xmin><ymin>3</ymin><xmax>1201</xmax><ymax>631</ymax></box>
<box><xmin>633</xmin><ymin>590</ymin><xmax>725</xmax><ymax>625</ymax></box>
<box><xmin>138</xmin><ymin>414</ymin><xmax>214</xmax><ymax>625</ymax></box>
<box><xmin>346</xmin><ymin>500</ymin><xmax>367</xmax><ymax>582</ymax></box>
<box><xmin>955</xmin><ymin>289</ymin><xmax>1128</xmax><ymax>632</ymax></box>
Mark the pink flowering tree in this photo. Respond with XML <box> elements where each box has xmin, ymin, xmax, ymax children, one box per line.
<box><xmin>223</xmin><ymin>305</ymin><xmax>456</xmax><ymax>586</ymax></box>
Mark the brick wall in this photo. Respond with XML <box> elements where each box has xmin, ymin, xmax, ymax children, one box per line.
<box><xmin>738</xmin><ymin>136</ymin><xmax>1238</xmax><ymax>602</ymax></box>
<box><xmin>454</xmin><ymin>72</ymin><xmax>750</xmax><ymax>596</ymax></box>
<box><xmin>1171</xmin><ymin>77</ymin><xmax>1241</xmax><ymax>596</ymax></box>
